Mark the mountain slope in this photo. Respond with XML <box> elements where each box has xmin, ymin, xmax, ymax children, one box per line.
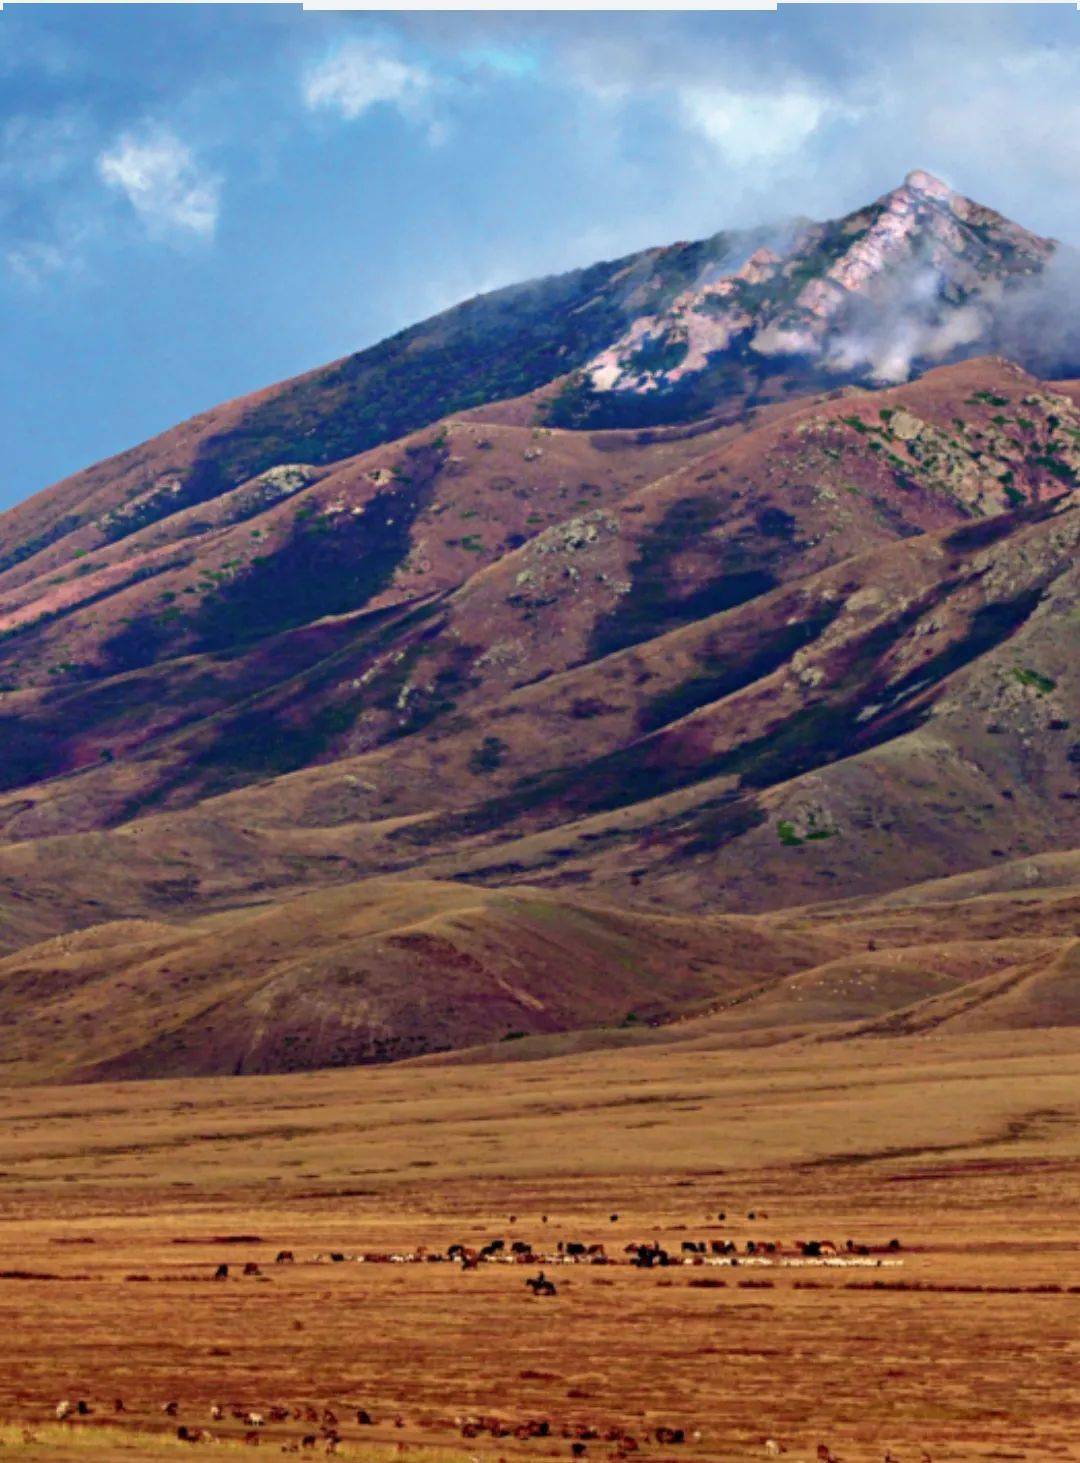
<box><xmin>0</xmin><ymin>174</ymin><xmax>1077</xmax><ymax>1081</ymax></box>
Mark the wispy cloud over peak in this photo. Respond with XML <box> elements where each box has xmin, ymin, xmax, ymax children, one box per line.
<box><xmin>302</xmin><ymin>36</ymin><xmax>431</xmax><ymax>124</ymax></box>
<box><xmin>97</xmin><ymin>129</ymin><xmax>219</xmax><ymax>240</ymax></box>
<box><xmin>677</xmin><ymin>85</ymin><xmax>839</xmax><ymax>163</ymax></box>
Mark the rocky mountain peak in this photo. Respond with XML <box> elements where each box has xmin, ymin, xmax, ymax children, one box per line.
<box><xmin>573</xmin><ymin>173</ymin><xmax>1057</xmax><ymax>417</ymax></box>
<box><xmin>900</xmin><ymin>168</ymin><xmax>953</xmax><ymax>200</ymax></box>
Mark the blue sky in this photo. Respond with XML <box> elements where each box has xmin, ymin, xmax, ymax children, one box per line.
<box><xmin>2</xmin><ymin>4</ymin><xmax>1080</xmax><ymax>509</ymax></box>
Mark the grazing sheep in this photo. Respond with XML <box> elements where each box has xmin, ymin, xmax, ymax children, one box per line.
<box><xmin>162</xmin><ymin>1401</ymin><xmax>180</xmax><ymax>1417</ymax></box>
<box><xmin>55</xmin><ymin>1401</ymin><xmax>73</xmax><ymax>1421</ymax></box>
<box><xmin>246</xmin><ymin>1411</ymin><xmax>265</xmax><ymax>1427</ymax></box>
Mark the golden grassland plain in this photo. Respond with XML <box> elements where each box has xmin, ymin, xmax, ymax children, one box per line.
<box><xmin>1</xmin><ymin>1029</ymin><xmax>1079</xmax><ymax>1462</ymax></box>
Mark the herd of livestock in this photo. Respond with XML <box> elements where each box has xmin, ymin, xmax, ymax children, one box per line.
<box><xmin>200</xmin><ymin>1230</ymin><xmax>905</xmax><ymax>1280</ymax></box>
<box><xmin>52</xmin><ymin>1397</ymin><xmax>707</xmax><ymax>1455</ymax></box>
<box><xmin>47</xmin><ymin>1221</ymin><xmax>906</xmax><ymax>1455</ymax></box>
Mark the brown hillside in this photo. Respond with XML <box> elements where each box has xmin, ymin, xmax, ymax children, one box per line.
<box><xmin>0</xmin><ymin>879</ymin><xmax>844</xmax><ymax>1084</ymax></box>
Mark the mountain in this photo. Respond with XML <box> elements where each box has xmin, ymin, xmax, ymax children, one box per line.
<box><xmin>564</xmin><ymin>170</ymin><xmax>1061</xmax><ymax>425</ymax></box>
<box><xmin>0</xmin><ymin>173</ymin><xmax>1077</xmax><ymax>1080</ymax></box>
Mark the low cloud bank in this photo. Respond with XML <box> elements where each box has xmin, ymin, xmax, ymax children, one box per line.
<box><xmin>750</xmin><ymin>248</ymin><xmax>1080</xmax><ymax>385</ymax></box>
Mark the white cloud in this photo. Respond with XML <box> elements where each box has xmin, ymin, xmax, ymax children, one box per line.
<box><xmin>302</xmin><ymin>37</ymin><xmax>431</xmax><ymax>124</ymax></box>
<box><xmin>97</xmin><ymin>129</ymin><xmax>219</xmax><ymax>240</ymax></box>
<box><xmin>557</xmin><ymin>32</ymin><xmax>849</xmax><ymax>177</ymax></box>
<box><xmin>676</xmin><ymin>86</ymin><xmax>835</xmax><ymax>164</ymax></box>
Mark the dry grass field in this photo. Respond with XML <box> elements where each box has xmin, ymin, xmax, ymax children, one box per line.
<box><xmin>1</xmin><ymin>1030</ymin><xmax>1079</xmax><ymax>1462</ymax></box>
